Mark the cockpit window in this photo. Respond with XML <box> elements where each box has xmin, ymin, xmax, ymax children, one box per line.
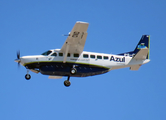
<box><xmin>41</xmin><ymin>50</ymin><xmax>52</xmax><ymax>56</ymax></box>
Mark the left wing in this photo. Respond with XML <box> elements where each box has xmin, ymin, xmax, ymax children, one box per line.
<box><xmin>60</xmin><ymin>21</ymin><xmax>89</xmax><ymax>63</ymax></box>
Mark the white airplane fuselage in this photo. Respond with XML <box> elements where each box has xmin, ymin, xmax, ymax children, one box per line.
<box><xmin>19</xmin><ymin>49</ymin><xmax>150</xmax><ymax>77</ymax></box>
<box><xmin>14</xmin><ymin>21</ymin><xmax>150</xmax><ymax>87</ymax></box>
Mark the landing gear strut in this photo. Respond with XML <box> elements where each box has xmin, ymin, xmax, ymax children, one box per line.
<box><xmin>64</xmin><ymin>76</ymin><xmax>71</xmax><ymax>87</ymax></box>
<box><xmin>25</xmin><ymin>69</ymin><xmax>31</xmax><ymax>80</ymax></box>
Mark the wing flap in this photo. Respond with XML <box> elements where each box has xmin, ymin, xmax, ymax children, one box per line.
<box><xmin>133</xmin><ymin>48</ymin><xmax>149</xmax><ymax>60</ymax></box>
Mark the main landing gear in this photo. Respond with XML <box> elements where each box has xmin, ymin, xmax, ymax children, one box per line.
<box><xmin>25</xmin><ymin>69</ymin><xmax>31</xmax><ymax>80</ymax></box>
<box><xmin>64</xmin><ymin>76</ymin><xmax>71</xmax><ymax>87</ymax></box>
<box><xmin>70</xmin><ymin>68</ymin><xmax>77</xmax><ymax>75</ymax></box>
<box><xmin>64</xmin><ymin>66</ymin><xmax>77</xmax><ymax>87</ymax></box>
<box><xmin>64</xmin><ymin>67</ymin><xmax>77</xmax><ymax>87</ymax></box>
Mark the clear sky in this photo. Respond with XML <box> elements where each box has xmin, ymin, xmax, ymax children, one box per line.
<box><xmin>0</xmin><ymin>0</ymin><xmax>166</xmax><ymax>120</ymax></box>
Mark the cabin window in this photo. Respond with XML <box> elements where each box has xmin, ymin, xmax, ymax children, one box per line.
<box><xmin>67</xmin><ymin>53</ymin><xmax>70</xmax><ymax>57</ymax></box>
<box><xmin>104</xmin><ymin>56</ymin><xmax>108</xmax><ymax>60</ymax></box>
<box><xmin>90</xmin><ymin>55</ymin><xmax>95</xmax><ymax>59</ymax></box>
<box><xmin>41</xmin><ymin>50</ymin><xmax>52</xmax><ymax>56</ymax></box>
<box><xmin>83</xmin><ymin>54</ymin><xmax>89</xmax><ymax>58</ymax></box>
<box><xmin>74</xmin><ymin>53</ymin><xmax>79</xmax><ymax>57</ymax></box>
<box><xmin>51</xmin><ymin>53</ymin><xmax>57</xmax><ymax>56</ymax></box>
<box><xmin>97</xmin><ymin>55</ymin><xmax>102</xmax><ymax>59</ymax></box>
<box><xmin>59</xmin><ymin>53</ymin><xmax>63</xmax><ymax>56</ymax></box>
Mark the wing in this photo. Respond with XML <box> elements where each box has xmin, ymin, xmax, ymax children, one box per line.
<box><xmin>60</xmin><ymin>21</ymin><xmax>89</xmax><ymax>63</ymax></box>
<box><xmin>60</xmin><ymin>21</ymin><xmax>89</xmax><ymax>54</ymax></box>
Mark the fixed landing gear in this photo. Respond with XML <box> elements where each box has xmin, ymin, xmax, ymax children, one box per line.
<box><xmin>25</xmin><ymin>74</ymin><xmax>31</xmax><ymax>80</ymax></box>
<box><xmin>64</xmin><ymin>76</ymin><xmax>71</xmax><ymax>87</ymax></box>
<box><xmin>64</xmin><ymin>66</ymin><xmax>77</xmax><ymax>87</ymax></box>
<box><xmin>64</xmin><ymin>67</ymin><xmax>77</xmax><ymax>87</ymax></box>
<box><xmin>25</xmin><ymin>69</ymin><xmax>31</xmax><ymax>80</ymax></box>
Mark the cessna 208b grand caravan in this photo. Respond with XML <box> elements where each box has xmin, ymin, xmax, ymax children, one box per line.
<box><xmin>15</xmin><ymin>21</ymin><xmax>150</xmax><ymax>87</ymax></box>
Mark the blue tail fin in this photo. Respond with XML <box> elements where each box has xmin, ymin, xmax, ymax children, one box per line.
<box><xmin>118</xmin><ymin>35</ymin><xmax>150</xmax><ymax>59</ymax></box>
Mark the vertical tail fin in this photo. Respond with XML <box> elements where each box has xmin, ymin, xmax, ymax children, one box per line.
<box><xmin>118</xmin><ymin>35</ymin><xmax>150</xmax><ymax>59</ymax></box>
<box><xmin>133</xmin><ymin>35</ymin><xmax>150</xmax><ymax>59</ymax></box>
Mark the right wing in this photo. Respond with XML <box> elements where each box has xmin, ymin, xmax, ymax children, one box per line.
<box><xmin>60</xmin><ymin>21</ymin><xmax>89</xmax><ymax>54</ymax></box>
<box><xmin>60</xmin><ymin>21</ymin><xmax>89</xmax><ymax>63</ymax></box>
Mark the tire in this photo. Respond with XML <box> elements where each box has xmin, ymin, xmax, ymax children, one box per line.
<box><xmin>70</xmin><ymin>68</ymin><xmax>77</xmax><ymax>75</ymax></box>
<box><xmin>64</xmin><ymin>80</ymin><xmax>71</xmax><ymax>87</ymax></box>
<box><xmin>25</xmin><ymin>74</ymin><xmax>31</xmax><ymax>80</ymax></box>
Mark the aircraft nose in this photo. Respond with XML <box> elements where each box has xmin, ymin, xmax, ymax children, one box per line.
<box><xmin>19</xmin><ymin>56</ymin><xmax>37</xmax><ymax>65</ymax></box>
<box><xmin>15</xmin><ymin>51</ymin><xmax>22</xmax><ymax>66</ymax></box>
<box><xmin>14</xmin><ymin>57</ymin><xmax>26</xmax><ymax>66</ymax></box>
<box><xmin>19</xmin><ymin>56</ymin><xmax>29</xmax><ymax>65</ymax></box>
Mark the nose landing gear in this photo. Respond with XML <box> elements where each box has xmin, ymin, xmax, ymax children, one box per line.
<box><xmin>25</xmin><ymin>74</ymin><xmax>31</xmax><ymax>80</ymax></box>
<box><xmin>25</xmin><ymin>69</ymin><xmax>31</xmax><ymax>80</ymax></box>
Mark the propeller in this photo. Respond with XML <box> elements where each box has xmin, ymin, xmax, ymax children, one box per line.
<box><xmin>15</xmin><ymin>50</ymin><xmax>21</xmax><ymax>67</ymax></box>
<box><xmin>17</xmin><ymin>50</ymin><xmax>20</xmax><ymax>59</ymax></box>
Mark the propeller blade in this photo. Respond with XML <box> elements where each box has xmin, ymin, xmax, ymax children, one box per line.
<box><xmin>15</xmin><ymin>50</ymin><xmax>21</xmax><ymax>68</ymax></box>
<box><xmin>17</xmin><ymin>50</ymin><xmax>20</xmax><ymax>59</ymax></box>
<box><xmin>18</xmin><ymin>62</ymin><xmax>20</xmax><ymax>68</ymax></box>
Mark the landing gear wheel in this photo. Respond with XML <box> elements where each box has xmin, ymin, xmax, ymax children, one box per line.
<box><xmin>64</xmin><ymin>80</ymin><xmax>71</xmax><ymax>87</ymax></box>
<box><xmin>25</xmin><ymin>74</ymin><xmax>31</xmax><ymax>80</ymax></box>
<box><xmin>70</xmin><ymin>68</ymin><xmax>77</xmax><ymax>75</ymax></box>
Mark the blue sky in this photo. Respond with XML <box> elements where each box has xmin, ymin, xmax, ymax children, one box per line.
<box><xmin>0</xmin><ymin>0</ymin><xmax>166</xmax><ymax>120</ymax></box>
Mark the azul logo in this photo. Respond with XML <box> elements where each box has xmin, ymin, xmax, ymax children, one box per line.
<box><xmin>137</xmin><ymin>43</ymin><xmax>147</xmax><ymax>49</ymax></box>
<box><xmin>110</xmin><ymin>56</ymin><xmax>125</xmax><ymax>62</ymax></box>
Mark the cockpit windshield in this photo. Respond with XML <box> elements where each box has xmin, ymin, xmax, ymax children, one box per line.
<box><xmin>41</xmin><ymin>50</ymin><xmax>52</xmax><ymax>56</ymax></box>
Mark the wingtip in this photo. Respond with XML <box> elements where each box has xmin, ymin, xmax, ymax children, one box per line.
<box><xmin>76</xmin><ymin>21</ymin><xmax>89</xmax><ymax>24</ymax></box>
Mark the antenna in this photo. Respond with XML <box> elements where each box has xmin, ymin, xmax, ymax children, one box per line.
<box><xmin>62</xmin><ymin>32</ymin><xmax>70</xmax><ymax>36</ymax></box>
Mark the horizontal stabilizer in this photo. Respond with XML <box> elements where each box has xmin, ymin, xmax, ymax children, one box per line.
<box><xmin>133</xmin><ymin>48</ymin><xmax>149</xmax><ymax>60</ymax></box>
<box><xmin>130</xmin><ymin>65</ymin><xmax>141</xmax><ymax>71</ymax></box>
<box><xmin>48</xmin><ymin>76</ymin><xmax>63</xmax><ymax>79</ymax></box>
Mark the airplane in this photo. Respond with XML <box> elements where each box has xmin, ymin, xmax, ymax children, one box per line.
<box><xmin>15</xmin><ymin>21</ymin><xmax>150</xmax><ymax>87</ymax></box>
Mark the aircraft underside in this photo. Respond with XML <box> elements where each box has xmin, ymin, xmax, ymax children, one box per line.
<box><xmin>25</xmin><ymin>62</ymin><xmax>109</xmax><ymax>77</ymax></box>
